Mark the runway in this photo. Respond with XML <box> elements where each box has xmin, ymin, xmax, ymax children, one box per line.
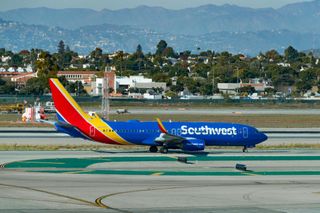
<box><xmin>1</xmin><ymin>127</ymin><xmax>320</xmax><ymax>146</ymax></box>
<box><xmin>1</xmin><ymin>150</ymin><xmax>320</xmax><ymax>212</ymax></box>
<box><xmin>95</xmin><ymin>108</ymin><xmax>320</xmax><ymax>115</ymax></box>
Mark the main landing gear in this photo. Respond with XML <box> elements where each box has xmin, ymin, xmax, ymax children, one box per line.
<box><xmin>149</xmin><ymin>146</ymin><xmax>169</xmax><ymax>154</ymax></box>
<box><xmin>160</xmin><ymin>147</ymin><xmax>168</xmax><ymax>154</ymax></box>
<box><xmin>242</xmin><ymin>146</ymin><xmax>248</xmax><ymax>153</ymax></box>
<box><xmin>149</xmin><ymin>146</ymin><xmax>158</xmax><ymax>153</ymax></box>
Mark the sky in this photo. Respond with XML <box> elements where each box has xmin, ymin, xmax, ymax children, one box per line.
<box><xmin>0</xmin><ymin>0</ymin><xmax>314</xmax><ymax>11</ymax></box>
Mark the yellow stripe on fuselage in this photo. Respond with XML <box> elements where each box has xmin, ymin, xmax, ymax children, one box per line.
<box><xmin>51</xmin><ymin>79</ymin><xmax>131</xmax><ymax>145</ymax></box>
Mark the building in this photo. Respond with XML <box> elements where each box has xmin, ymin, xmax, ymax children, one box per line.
<box><xmin>93</xmin><ymin>74</ymin><xmax>166</xmax><ymax>96</ymax></box>
<box><xmin>104</xmin><ymin>66</ymin><xmax>116</xmax><ymax>91</ymax></box>
<box><xmin>217</xmin><ymin>83</ymin><xmax>240</xmax><ymax>95</ymax></box>
<box><xmin>0</xmin><ymin>72</ymin><xmax>22</xmax><ymax>80</ymax></box>
<box><xmin>143</xmin><ymin>93</ymin><xmax>162</xmax><ymax>100</ymax></box>
<box><xmin>218</xmin><ymin>78</ymin><xmax>274</xmax><ymax>94</ymax></box>
<box><xmin>57</xmin><ymin>71</ymin><xmax>97</xmax><ymax>94</ymax></box>
<box><xmin>11</xmin><ymin>72</ymin><xmax>37</xmax><ymax>86</ymax></box>
<box><xmin>115</xmin><ymin>75</ymin><xmax>166</xmax><ymax>93</ymax></box>
<box><xmin>57</xmin><ymin>71</ymin><xmax>97</xmax><ymax>85</ymax></box>
<box><xmin>91</xmin><ymin>67</ymin><xmax>116</xmax><ymax>96</ymax></box>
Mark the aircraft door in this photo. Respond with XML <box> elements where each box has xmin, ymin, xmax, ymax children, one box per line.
<box><xmin>89</xmin><ymin>126</ymin><xmax>95</xmax><ymax>137</ymax></box>
<box><xmin>171</xmin><ymin>128</ymin><xmax>176</xmax><ymax>135</ymax></box>
<box><xmin>243</xmin><ymin>127</ymin><xmax>248</xmax><ymax>139</ymax></box>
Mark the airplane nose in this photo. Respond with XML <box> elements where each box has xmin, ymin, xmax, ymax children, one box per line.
<box><xmin>259</xmin><ymin>132</ymin><xmax>268</xmax><ymax>142</ymax></box>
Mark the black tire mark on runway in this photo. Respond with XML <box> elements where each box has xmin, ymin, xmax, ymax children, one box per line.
<box><xmin>0</xmin><ymin>183</ymin><xmax>106</xmax><ymax>209</ymax></box>
<box><xmin>95</xmin><ymin>186</ymin><xmax>196</xmax><ymax>213</ymax></box>
<box><xmin>0</xmin><ymin>194</ymin><xmax>91</xmax><ymax>206</ymax></box>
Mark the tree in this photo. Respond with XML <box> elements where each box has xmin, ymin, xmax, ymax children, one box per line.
<box><xmin>21</xmin><ymin>77</ymin><xmax>49</xmax><ymax>95</ymax></box>
<box><xmin>73</xmin><ymin>81</ymin><xmax>87</xmax><ymax>96</ymax></box>
<box><xmin>156</xmin><ymin>40</ymin><xmax>167</xmax><ymax>55</ymax></box>
<box><xmin>296</xmin><ymin>69</ymin><xmax>317</xmax><ymax>93</ymax></box>
<box><xmin>90</xmin><ymin>47</ymin><xmax>103</xmax><ymax>59</ymax></box>
<box><xmin>284</xmin><ymin>46</ymin><xmax>299</xmax><ymax>62</ymax></box>
<box><xmin>162</xmin><ymin>47</ymin><xmax>176</xmax><ymax>58</ymax></box>
<box><xmin>165</xmin><ymin>90</ymin><xmax>178</xmax><ymax>99</ymax></box>
<box><xmin>265</xmin><ymin>49</ymin><xmax>282</xmax><ymax>62</ymax></box>
<box><xmin>0</xmin><ymin>78</ymin><xmax>15</xmax><ymax>94</ymax></box>
<box><xmin>0</xmin><ymin>48</ymin><xmax>5</xmax><ymax>56</ymax></box>
<box><xmin>58</xmin><ymin>76</ymin><xmax>69</xmax><ymax>87</ymax></box>
<box><xmin>58</xmin><ymin>40</ymin><xmax>65</xmax><ymax>55</ymax></box>
<box><xmin>35</xmin><ymin>52</ymin><xmax>52</xmax><ymax>77</ymax></box>
<box><xmin>114</xmin><ymin>51</ymin><xmax>125</xmax><ymax>75</ymax></box>
<box><xmin>239</xmin><ymin>86</ymin><xmax>256</xmax><ymax>95</ymax></box>
<box><xmin>264</xmin><ymin>87</ymin><xmax>277</xmax><ymax>97</ymax></box>
<box><xmin>8</xmin><ymin>54</ymin><xmax>23</xmax><ymax>67</ymax></box>
<box><xmin>136</xmin><ymin>44</ymin><xmax>143</xmax><ymax>57</ymax></box>
<box><xmin>65</xmin><ymin>45</ymin><xmax>71</xmax><ymax>53</ymax></box>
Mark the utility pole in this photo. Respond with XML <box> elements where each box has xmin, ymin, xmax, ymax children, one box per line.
<box><xmin>211</xmin><ymin>65</ymin><xmax>215</xmax><ymax>95</ymax></box>
<box><xmin>210</xmin><ymin>51</ymin><xmax>215</xmax><ymax>96</ymax></box>
<box><xmin>101</xmin><ymin>74</ymin><xmax>110</xmax><ymax>120</ymax></box>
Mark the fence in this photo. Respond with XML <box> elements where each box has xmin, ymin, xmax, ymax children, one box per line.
<box><xmin>1</xmin><ymin>95</ymin><xmax>320</xmax><ymax>107</ymax></box>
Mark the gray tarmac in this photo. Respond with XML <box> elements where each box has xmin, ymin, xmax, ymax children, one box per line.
<box><xmin>0</xmin><ymin>127</ymin><xmax>319</xmax><ymax>146</ymax></box>
<box><xmin>97</xmin><ymin>108</ymin><xmax>320</xmax><ymax>115</ymax></box>
<box><xmin>1</xmin><ymin>127</ymin><xmax>320</xmax><ymax>212</ymax></box>
<box><xmin>1</xmin><ymin>151</ymin><xmax>320</xmax><ymax>212</ymax></box>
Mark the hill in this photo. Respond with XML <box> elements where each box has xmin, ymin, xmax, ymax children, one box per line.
<box><xmin>1</xmin><ymin>18</ymin><xmax>319</xmax><ymax>55</ymax></box>
<box><xmin>1</xmin><ymin>1</ymin><xmax>320</xmax><ymax>35</ymax></box>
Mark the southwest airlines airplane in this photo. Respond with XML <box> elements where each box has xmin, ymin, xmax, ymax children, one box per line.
<box><xmin>48</xmin><ymin>78</ymin><xmax>268</xmax><ymax>153</ymax></box>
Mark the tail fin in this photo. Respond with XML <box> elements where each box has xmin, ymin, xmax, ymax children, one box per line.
<box><xmin>49</xmin><ymin>78</ymin><xmax>129</xmax><ymax>145</ymax></box>
<box><xmin>49</xmin><ymin>78</ymin><xmax>90</xmax><ymax>126</ymax></box>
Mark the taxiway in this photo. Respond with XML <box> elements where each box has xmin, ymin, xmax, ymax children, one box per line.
<box><xmin>1</xmin><ymin>150</ymin><xmax>320</xmax><ymax>212</ymax></box>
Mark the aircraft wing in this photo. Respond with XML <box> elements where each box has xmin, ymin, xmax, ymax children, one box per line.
<box><xmin>154</xmin><ymin>118</ymin><xmax>185</xmax><ymax>145</ymax></box>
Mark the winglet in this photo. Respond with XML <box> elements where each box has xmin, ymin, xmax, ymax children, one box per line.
<box><xmin>156</xmin><ymin>118</ymin><xmax>168</xmax><ymax>134</ymax></box>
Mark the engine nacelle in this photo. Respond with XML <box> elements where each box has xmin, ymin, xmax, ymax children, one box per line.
<box><xmin>182</xmin><ymin>138</ymin><xmax>205</xmax><ymax>151</ymax></box>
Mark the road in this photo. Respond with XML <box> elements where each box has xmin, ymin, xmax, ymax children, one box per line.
<box><xmin>1</xmin><ymin>150</ymin><xmax>320</xmax><ymax>212</ymax></box>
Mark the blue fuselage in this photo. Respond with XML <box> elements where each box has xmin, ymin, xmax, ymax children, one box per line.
<box><xmin>106</xmin><ymin>120</ymin><xmax>268</xmax><ymax>147</ymax></box>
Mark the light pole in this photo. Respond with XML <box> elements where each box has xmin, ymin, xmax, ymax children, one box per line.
<box><xmin>101</xmin><ymin>75</ymin><xmax>110</xmax><ymax>120</ymax></box>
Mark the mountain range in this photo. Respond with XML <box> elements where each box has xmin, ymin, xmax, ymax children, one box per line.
<box><xmin>0</xmin><ymin>0</ymin><xmax>320</xmax><ymax>55</ymax></box>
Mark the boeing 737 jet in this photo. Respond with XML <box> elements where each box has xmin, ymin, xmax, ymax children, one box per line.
<box><xmin>47</xmin><ymin>78</ymin><xmax>268</xmax><ymax>153</ymax></box>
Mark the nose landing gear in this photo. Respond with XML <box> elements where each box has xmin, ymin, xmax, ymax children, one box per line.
<box><xmin>242</xmin><ymin>146</ymin><xmax>248</xmax><ymax>153</ymax></box>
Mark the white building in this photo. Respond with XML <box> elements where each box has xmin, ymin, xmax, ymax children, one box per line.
<box><xmin>218</xmin><ymin>83</ymin><xmax>240</xmax><ymax>95</ymax></box>
<box><xmin>1</xmin><ymin>56</ymin><xmax>11</xmax><ymax>63</ymax></box>
<box><xmin>25</xmin><ymin>65</ymin><xmax>33</xmax><ymax>72</ymax></box>
<box><xmin>7</xmin><ymin>67</ymin><xmax>15</xmax><ymax>72</ymax></box>
<box><xmin>92</xmin><ymin>78</ymin><xmax>104</xmax><ymax>96</ymax></box>
<box><xmin>143</xmin><ymin>93</ymin><xmax>162</xmax><ymax>100</ymax></box>
<box><xmin>218</xmin><ymin>79</ymin><xmax>274</xmax><ymax>95</ymax></box>
<box><xmin>277</xmin><ymin>62</ymin><xmax>291</xmax><ymax>67</ymax></box>
<box><xmin>93</xmin><ymin>75</ymin><xmax>166</xmax><ymax>96</ymax></box>
<box><xmin>115</xmin><ymin>76</ymin><xmax>166</xmax><ymax>92</ymax></box>
<box><xmin>17</xmin><ymin>67</ymin><xmax>24</xmax><ymax>73</ymax></box>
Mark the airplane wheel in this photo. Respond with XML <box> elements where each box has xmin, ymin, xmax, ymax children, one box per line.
<box><xmin>160</xmin><ymin>147</ymin><xmax>168</xmax><ymax>154</ymax></box>
<box><xmin>242</xmin><ymin>146</ymin><xmax>247</xmax><ymax>153</ymax></box>
<box><xmin>149</xmin><ymin>146</ymin><xmax>158</xmax><ymax>153</ymax></box>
